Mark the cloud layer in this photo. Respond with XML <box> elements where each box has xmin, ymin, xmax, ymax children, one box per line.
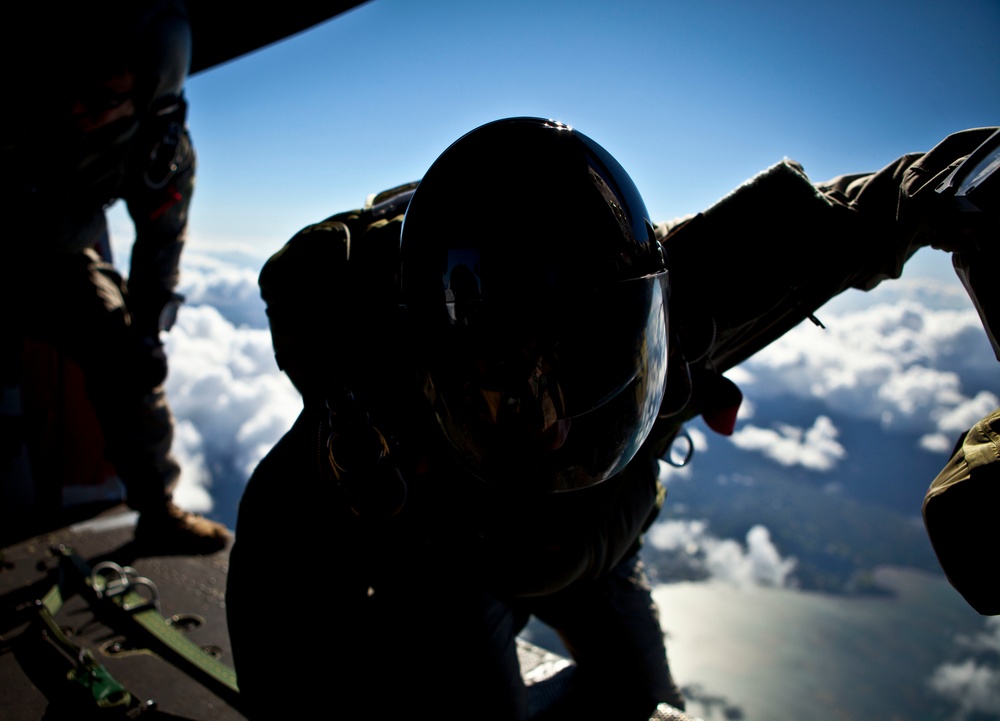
<box><xmin>646</xmin><ymin>509</ymin><xmax>798</xmax><ymax>589</ymax></box>
<box><xmin>722</xmin><ymin>279</ymin><xmax>998</xmax><ymax>472</ymax></box>
<box><xmin>728</xmin><ymin>415</ymin><xmax>845</xmax><ymax>471</ymax></box>
<box><xmin>161</xmin><ymin>254</ymin><xmax>300</xmax><ymax>515</ymax></box>
<box><xmin>928</xmin><ymin>617</ymin><xmax>1000</xmax><ymax>719</ymax></box>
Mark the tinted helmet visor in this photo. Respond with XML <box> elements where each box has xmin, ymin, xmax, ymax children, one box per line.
<box><xmin>417</xmin><ymin>271</ymin><xmax>668</xmax><ymax>493</ymax></box>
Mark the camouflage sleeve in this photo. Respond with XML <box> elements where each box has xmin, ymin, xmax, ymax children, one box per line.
<box><xmin>818</xmin><ymin>126</ymin><xmax>1000</xmax><ymax>359</ymax></box>
<box><xmin>658</xmin><ymin>127</ymin><xmax>999</xmax><ymax>435</ymax></box>
<box><xmin>124</xmin><ymin>96</ymin><xmax>197</xmax><ymax>336</ymax></box>
<box><xmin>923</xmin><ymin>407</ymin><xmax>1000</xmax><ymax>616</ymax></box>
<box><xmin>658</xmin><ymin>128</ymin><xmax>1000</xmax><ymax>618</ymax></box>
<box><xmin>814</xmin><ymin>126</ymin><xmax>998</xmax><ymax>292</ymax></box>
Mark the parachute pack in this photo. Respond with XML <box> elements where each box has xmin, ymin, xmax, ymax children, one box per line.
<box><xmin>258</xmin><ymin>182</ymin><xmax>417</xmax><ymax>401</ymax></box>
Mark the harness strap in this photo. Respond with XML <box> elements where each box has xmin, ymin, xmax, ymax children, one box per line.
<box><xmin>32</xmin><ymin>584</ymin><xmax>136</xmax><ymax>712</ymax></box>
<box><xmin>52</xmin><ymin>545</ymin><xmax>242</xmax><ymax>709</ymax></box>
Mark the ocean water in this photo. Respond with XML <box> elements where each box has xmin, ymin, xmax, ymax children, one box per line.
<box><xmin>654</xmin><ymin>567</ymin><xmax>995</xmax><ymax>721</ymax></box>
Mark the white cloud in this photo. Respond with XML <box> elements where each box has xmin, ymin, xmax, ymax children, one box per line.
<box><xmin>919</xmin><ymin>390</ymin><xmax>1000</xmax><ymax>454</ymax></box>
<box><xmin>740</xmin><ymin>300</ymin><xmax>996</xmax><ymax>437</ymax></box>
<box><xmin>162</xmin><ymin>303</ymin><xmax>301</xmax><ymax>514</ymax></box>
<box><xmin>177</xmin><ymin>252</ymin><xmax>269</xmax><ymax>329</ymax></box>
<box><xmin>932</xmin><ymin>390</ymin><xmax>1000</xmax><ymax>436</ymax></box>
<box><xmin>169</xmin><ymin>418</ymin><xmax>213</xmax><ymax>513</ymax></box>
<box><xmin>927</xmin><ymin>618</ymin><xmax>1000</xmax><ymax>718</ymax></box>
<box><xmin>646</xmin><ymin>519</ymin><xmax>797</xmax><ymax>588</ymax></box>
<box><xmin>728</xmin><ymin>415</ymin><xmax>846</xmax><ymax>471</ymax></box>
<box><xmin>919</xmin><ymin>433</ymin><xmax>955</xmax><ymax>454</ymax></box>
<box><xmin>743</xmin><ymin>525</ymin><xmax>797</xmax><ymax>586</ymax></box>
<box><xmin>955</xmin><ymin>617</ymin><xmax>1000</xmax><ymax>656</ymax></box>
<box><xmin>646</xmin><ymin>518</ymin><xmax>708</xmax><ymax>555</ymax></box>
<box><xmin>928</xmin><ymin>659</ymin><xmax>1000</xmax><ymax>718</ymax></box>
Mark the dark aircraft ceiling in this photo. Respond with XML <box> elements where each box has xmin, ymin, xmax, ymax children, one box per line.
<box><xmin>185</xmin><ymin>1</ymin><xmax>372</xmax><ymax>75</ymax></box>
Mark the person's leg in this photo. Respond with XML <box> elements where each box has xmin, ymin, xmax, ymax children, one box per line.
<box><xmin>393</xmin><ymin>585</ymin><xmax>529</xmax><ymax>719</ymax></box>
<box><xmin>31</xmin><ymin>249</ymin><xmax>227</xmax><ymax>551</ymax></box>
<box><xmin>530</xmin><ymin>550</ymin><xmax>685</xmax><ymax>719</ymax></box>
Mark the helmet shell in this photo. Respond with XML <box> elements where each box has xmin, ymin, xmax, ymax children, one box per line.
<box><xmin>401</xmin><ymin>117</ymin><xmax>664</xmax><ymax>303</ymax></box>
<box><xmin>9</xmin><ymin>1</ymin><xmax>192</xmax><ymax>210</ymax></box>
<box><xmin>400</xmin><ymin>117</ymin><xmax>669</xmax><ymax>493</ymax></box>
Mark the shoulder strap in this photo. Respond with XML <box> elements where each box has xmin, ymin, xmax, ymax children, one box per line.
<box><xmin>363</xmin><ymin>181</ymin><xmax>419</xmax><ymax>222</ymax></box>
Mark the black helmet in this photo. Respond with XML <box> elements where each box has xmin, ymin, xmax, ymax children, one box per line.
<box><xmin>9</xmin><ymin>1</ymin><xmax>192</xmax><ymax>205</ymax></box>
<box><xmin>52</xmin><ymin>0</ymin><xmax>192</xmax><ymax>114</ymax></box>
<box><xmin>400</xmin><ymin>117</ymin><xmax>669</xmax><ymax>494</ymax></box>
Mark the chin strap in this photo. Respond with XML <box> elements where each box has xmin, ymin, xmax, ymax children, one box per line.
<box><xmin>321</xmin><ymin>387</ymin><xmax>407</xmax><ymax>520</ymax></box>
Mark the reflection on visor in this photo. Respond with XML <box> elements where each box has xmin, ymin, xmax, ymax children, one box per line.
<box><xmin>426</xmin><ymin>272</ymin><xmax>669</xmax><ymax>492</ymax></box>
<box><xmin>475</xmin><ymin>354</ymin><xmax>572</xmax><ymax>453</ymax></box>
<box><xmin>448</xmin><ymin>273</ymin><xmax>667</xmax><ymax>418</ymax></box>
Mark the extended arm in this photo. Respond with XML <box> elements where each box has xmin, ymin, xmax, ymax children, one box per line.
<box><xmin>658</xmin><ymin>126</ymin><xmax>999</xmax><ymax>431</ymax></box>
<box><xmin>658</xmin><ymin>126</ymin><xmax>1000</xmax><ymax>616</ymax></box>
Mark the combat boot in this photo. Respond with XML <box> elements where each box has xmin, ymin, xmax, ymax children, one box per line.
<box><xmin>134</xmin><ymin>501</ymin><xmax>230</xmax><ymax>554</ymax></box>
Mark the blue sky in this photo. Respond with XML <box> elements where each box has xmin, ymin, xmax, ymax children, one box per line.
<box><xmin>154</xmin><ymin>0</ymin><xmax>999</xmax><ymax>274</ymax></box>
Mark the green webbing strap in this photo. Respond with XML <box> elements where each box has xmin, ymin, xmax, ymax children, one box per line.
<box><xmin>32</xmin><ymin>575</ymin><xmax>142</xmax><ymax>713</ymax></box>
<box><xmin>33</xmin><ymin>596</ymin><xmax>135</xmax><ymax>711</ymax></box>
<box><xmin>38</xmin><ymin>578</ymin><xmax>65</xmax><ymax>617</ymax></box>
<box><xmin>53</xmin><ymin>546</ymin><xmax>242</xmax><ymax>710</ymax></box>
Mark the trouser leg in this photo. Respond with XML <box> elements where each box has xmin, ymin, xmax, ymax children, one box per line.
<box><xmin>407</xmin><ymin>589</ymin><xmax>528</xmax><ymax>719</ymax></box>
<box><xmin>96</xmin><ymin>384</ymin><xmax>180</xmax><ymax>512</ymax></box>
<box><xmin>23</xmin><ymin>249</ymin><xmax>179</xmax><ymax>513</ymax></box>
<box><xmin>529</xmin><ymin>550</ymin><xmax>685</xmax><ymax>719</ymax></box>
<box><xmin>343</xmin><ymin>569</ymin><xmax>528</xmax><ymax>720</ymax></box>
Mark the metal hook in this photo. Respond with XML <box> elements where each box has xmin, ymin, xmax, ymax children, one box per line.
<box><xmin>90</xmin><ymin>561</ymin><xmax>160</xmax><ymax>612</ymax></box>
<box><xmin>120</xmin><ymin>577</ymin><xmax>160</xmax><ymax>613</ymax></box>
<box><xmin>91</xmin><ymin>561</ymin><xmax>131</xmax><ymax>599</ymax></box>
<box><xmin>663</xmin><ymin>428</ymin><xmax>695</xmax><ymax>468</ymax></box>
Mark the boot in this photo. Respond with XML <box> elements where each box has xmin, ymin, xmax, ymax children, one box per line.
<box><xmin>134</xmin><ymin>501</ymin><xmax>230</xmax><ymax>554</ymax></box>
